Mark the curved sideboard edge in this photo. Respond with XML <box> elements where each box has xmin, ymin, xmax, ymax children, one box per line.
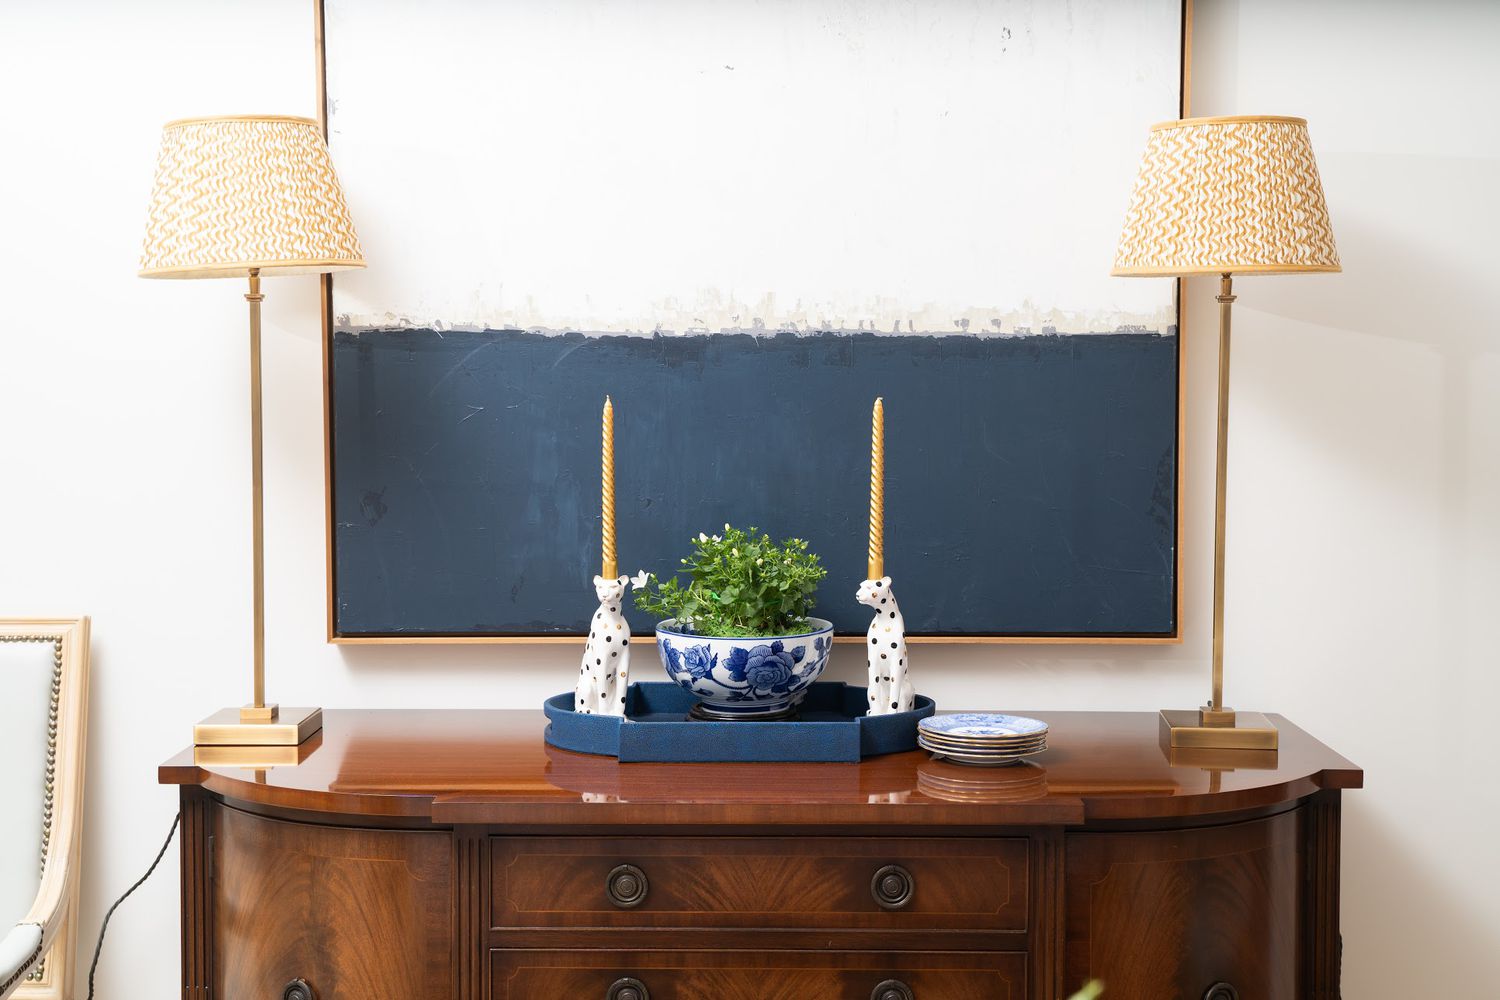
<box><xmin>156</xmin><ymin>709</ymin><xmax>1363</xmax><ymax>829</ymax></box>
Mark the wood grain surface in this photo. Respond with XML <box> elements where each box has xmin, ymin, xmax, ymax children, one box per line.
<box><xmin>490</xmin><ymin>948</ymin><xmax>1025</xmax><ymax>1000</ymax></box>
<box><xmin>1063</xmin><ymin>808</ymin><xmax>1302</xmax><ymax>998</ymax></box>
<box><xmin>160</xmin><ymin>709</ymin><xmax>1361</xmax><ymax>828</ymax></box>
<box><xmin>213</xmin><ymin>805</ymin><xmax>454</xmax><ymax>999</ymax></box>
<box><xmin>163</xmin><ymin>709</ymin><xmax>1359</xmax><ymax>1000</ymax></box>
<box><xmin>492</xmin><ymin>835</ymin><xmax>1026</xmax><ymax>932</ymax></box>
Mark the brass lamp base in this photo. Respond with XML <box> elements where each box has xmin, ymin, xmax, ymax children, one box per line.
<box><xmin>1159</xmin><ymin>708</ymin><xmax>1278</xmax><ymax>751</ymax></box>
<box><xmin>194</xmin><ymin>705</ymin><xmax>323</xmax><ymax>747</ymax></box>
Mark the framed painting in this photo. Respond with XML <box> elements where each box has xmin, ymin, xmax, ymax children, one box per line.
<box><xmin>319</xmin><ymin>0</ymin><xmax>1187</xmax><ymax>642</ymax></box>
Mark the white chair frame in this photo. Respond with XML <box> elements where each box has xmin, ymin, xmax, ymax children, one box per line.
<box><xmin>0</xmin><ymin>618</ymin><xmax>89</xmax><ymax>1000</ymax></box>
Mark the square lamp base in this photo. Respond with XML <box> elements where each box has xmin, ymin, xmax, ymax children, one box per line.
<box><xmin>194</xmin><ymin>705</ymin><xmax>323</xmax><ymax>747</ymax></box>
<box><xmin>1159</xmin><ymin>708</ymin><xmax>1278</xmax><ymax>751</ymax></box>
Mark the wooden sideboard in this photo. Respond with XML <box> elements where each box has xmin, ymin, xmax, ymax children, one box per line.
<box><xmin>159</xmin><ymin>710</ymin><xmax>1361</xmax><ymax>1000</ymax></box>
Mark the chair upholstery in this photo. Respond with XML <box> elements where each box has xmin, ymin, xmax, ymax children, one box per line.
<box><xmin>0</xmin><ymin>619</ymin><xmax>89</xmax><ymax>1000</ymax></box>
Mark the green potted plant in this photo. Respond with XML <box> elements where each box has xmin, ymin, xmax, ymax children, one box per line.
<box><xmin>636</xmin><ymin>524</ymin><xmax>832</xmax><ymax>720</ymax></box>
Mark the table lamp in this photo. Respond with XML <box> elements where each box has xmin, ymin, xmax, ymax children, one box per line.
<box><xmin>1114</xmin><ymin>115</ymin><xmax>1340</xmax><ymax>750</ymax></box>
<box><xmin>140</xmin><ymin>115</ymin><xmax>365</xmax><ymax>747</ymax></box>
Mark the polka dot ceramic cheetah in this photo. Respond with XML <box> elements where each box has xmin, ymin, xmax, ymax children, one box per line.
<box><xmin>857</xmin><ymin>576</ymin><xmax>913</xmax><ymax>715</ymax></box>
<box><xmin>576</xmin><ymin>574</ymin><xmax>634</xmax><ymax>716</ymax></box>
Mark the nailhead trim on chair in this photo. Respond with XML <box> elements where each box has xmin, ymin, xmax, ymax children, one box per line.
<box><xmin>0</xmin><ymin>923</ymin><xmax>46</xmax><ymax>995</ymax></box>
<box><xmin>2</xmin><ymin>636</ymin><xmax>63</xmax><ymax>983</ymax></box>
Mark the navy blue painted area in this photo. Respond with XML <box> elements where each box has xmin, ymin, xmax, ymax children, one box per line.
<box><xmin>542</xmin><ymin>682</ymin><xmax>936</xmax><ymax>763</ymax></box>
<box><xmin>331</xmin><ymin>328</ymin><xmax>1177</xmax><ymax>636</ymax></box>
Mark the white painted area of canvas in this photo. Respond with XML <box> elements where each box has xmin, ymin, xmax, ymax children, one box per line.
<box><xmin>325</xmin><ymin>0</ymin><xmax>1179</xmax><ymax>335</ymax></box>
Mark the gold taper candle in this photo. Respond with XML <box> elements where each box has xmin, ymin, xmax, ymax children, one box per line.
<box><xmin>868</xmin><ymin>397</ymin><xmax>884</xmax><ymax>580</ymax></box>
<box><xmin>602</xmin><ymin>396</ymin><xmax>617</xmax><ymax>578</ymax></box>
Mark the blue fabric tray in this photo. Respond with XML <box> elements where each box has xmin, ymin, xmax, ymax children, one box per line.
<box><xmin>544</xmin><ymin>682</ymin><xmax>935</xmax><ymax>763</ymax></box>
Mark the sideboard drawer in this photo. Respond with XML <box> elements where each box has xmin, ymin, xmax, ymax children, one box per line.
<box><xmin>491</xmin><ymin>836</ymin><xmax>1027</xmax><ymax>931</ymax></box>
<box><xmin>491</xmin><ymin>948</ymin><xmax>1025</xmax><ymax>999</ymax></box>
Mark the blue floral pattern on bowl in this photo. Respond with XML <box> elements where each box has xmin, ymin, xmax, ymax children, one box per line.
<box><xmin>657</xmin><ymin>619</ymin><xmax>834</xmax><ymax>717</ymax></box>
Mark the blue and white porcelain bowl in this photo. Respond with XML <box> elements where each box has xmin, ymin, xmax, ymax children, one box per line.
<box><xmin>656</xmin><ymin>618</ymin><xmax>835</xmax><ymax>720</ymax></box>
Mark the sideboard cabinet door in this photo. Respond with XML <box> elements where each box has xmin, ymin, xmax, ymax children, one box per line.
<box><xmin>1064</xmin><ymin>808</ymin><xmax>1304</xmax><ymax>999</ymax></box>
<box><xmin>213</xmin><ymin>806</ymin><xmax>455</xmax><ymax>999</ymax></box>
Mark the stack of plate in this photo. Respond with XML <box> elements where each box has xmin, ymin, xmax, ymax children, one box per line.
<box><xmin>917</xmin><ymin>713</ymin><xmax>1049</xmax><ymax>767</ymax></box>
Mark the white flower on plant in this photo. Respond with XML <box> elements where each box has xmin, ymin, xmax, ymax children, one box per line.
<box><xmin>756</xmin><ymin>557</ymin><xmax>763</xmax><ymax>566</ymax></box>
<box><xmin>698</xmin><ymin>532</ymin><xmax>709</xmax><ymax>542</ymax></box>
<box><xmin>731</xmin><ymin>548</ymin><xmax>739</xmax><ymax>557</ymax></box>
<box><xmin>630</xmin><ymin>570</ymin><xmax>650</xmax><ymax>589</ymax></box>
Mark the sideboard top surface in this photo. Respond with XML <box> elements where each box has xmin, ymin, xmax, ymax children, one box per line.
<box><xmin>159</xmin><ymin>710</ymin><xmax>1360</xmax><ymax>827</ymax></box>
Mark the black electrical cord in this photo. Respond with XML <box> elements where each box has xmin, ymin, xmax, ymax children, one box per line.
<box><xmin>85</xmin><ymin>811</ymin><xmax>179</xmax><ymax>1000</ymax></box>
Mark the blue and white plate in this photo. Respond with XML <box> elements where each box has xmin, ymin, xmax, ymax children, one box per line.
<box><xmin>919</xmin><ymin>713</ymin><xmax>1048</xmax><ymax>740</ymax></box>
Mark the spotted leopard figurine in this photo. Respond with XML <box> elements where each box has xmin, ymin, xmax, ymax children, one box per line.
<box><xmin>857</xmin><ymin>575</ymin><xmax>913</xmax><ymax>715</ymax></box>
<box><xmin>576</xmin><ymin>573</ymin><xmax>639</xmax><ymax>716</ymax></box>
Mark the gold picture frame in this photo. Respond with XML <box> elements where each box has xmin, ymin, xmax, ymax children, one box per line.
<box><xmin>316</xmin><ymin>0</ymin><xmax>1193</xmax><ymax>646</ymax></box>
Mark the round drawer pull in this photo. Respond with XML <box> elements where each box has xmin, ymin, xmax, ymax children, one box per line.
<box><xmin>871</xmin><ymin>864</ymin><xmax>914</xmax><ymax>910</ymax></box>
<box><xmin>872</xmin><ymin>979</ymin><xmax>914</xmax><ymax>1000</ymax></box>
<box><xmin>282</xmin><ymin>980</ymin><xmax>316</xmax><ymax>1000</ymax></box>
<box><xmin>1204</xmin><ymin>984</ymin><xmax>1239</xmax><ymax>1000</ymax></box>
<box><xmin>606</xmin><ymin>864</ymin><xmax>649</xmax><ymax>908</ymax></box>
<box><xmin>607</xmin><ymin>976</ymin><xmax>650</xmax><ymax>1000</ymax></box>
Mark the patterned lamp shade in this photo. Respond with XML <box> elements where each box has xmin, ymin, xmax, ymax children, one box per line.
<box><xmin>1113</xmin><ymin>115</ymin><xmax>1339</xmax><ymax>276</ymax></box>
<box><xmin>140</xmin><ymin>115</ymin><xmax>364</xmax><ymax>279</ymax></box>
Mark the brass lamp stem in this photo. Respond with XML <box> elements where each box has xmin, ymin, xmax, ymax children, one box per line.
<box><xmin>1158</xmin><ymin>270</ymin><xmax>1275</xmax><ymax>750</ymax></box>
<box><xmin>242</xmin><ymin>269</ymin><xmax>274</xmax><ymax>722</ymax></box>
<box><xmin>188</xmin><ymin>270</ymin><xmax>323</xmax><ymax>748</ymax></box>
<box><xmin>1207</xmin><ymin>271</ymin><xmax>1235</xmax><ymax>724</ymax></box>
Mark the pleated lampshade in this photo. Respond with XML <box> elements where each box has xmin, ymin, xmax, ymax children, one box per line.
<box><xmin>1112</xmin><ymin>115</ymin><xmax>1339</xmax><ymax>276</ymax></box>
<box><xmin>139</xmin><ymin>115</ymin><xmax>365</xmax><ymax>279</ymax></box>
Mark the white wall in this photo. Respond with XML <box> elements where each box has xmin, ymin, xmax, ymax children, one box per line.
<box><xmin>0</xmin><ymin>1</ymin><xmax>1495</xmax><ymax>996</ymax></box>
<box><xmin>1187</xmin><ymin>2</ymin><xmax>1500</xmax><ymax>993</ymax></box>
